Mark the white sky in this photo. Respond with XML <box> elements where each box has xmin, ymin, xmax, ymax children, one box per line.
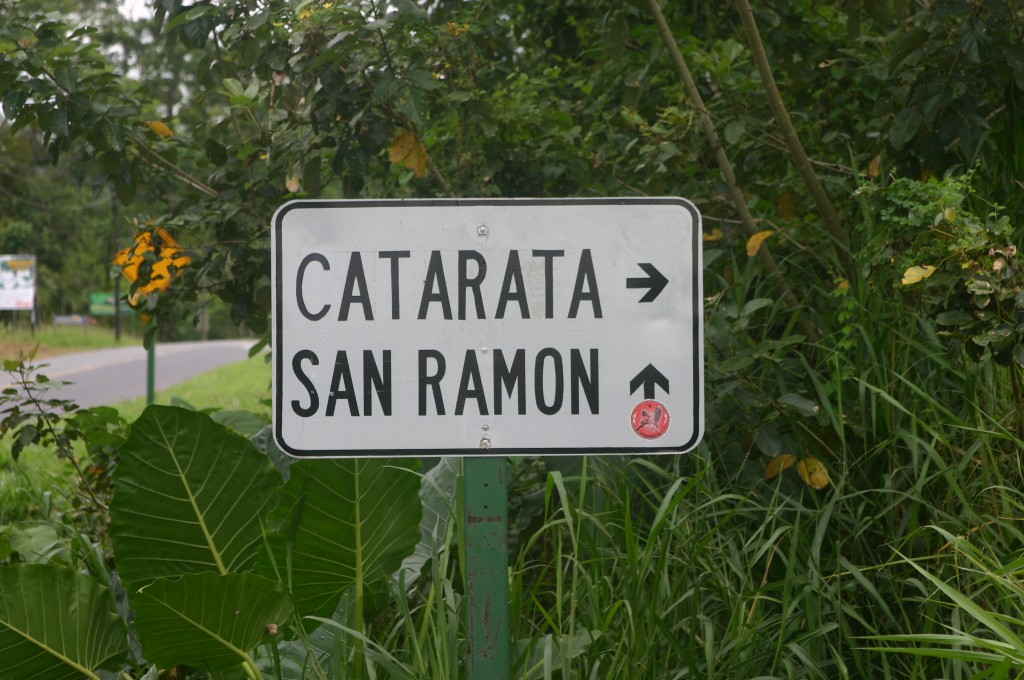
<box><xmin>118</xmin><ymin>0</ymin><xmax>150</xmax><ymax>20</ymax></box>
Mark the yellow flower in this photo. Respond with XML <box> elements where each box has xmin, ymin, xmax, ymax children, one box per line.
<box><xmin>113</xmin><ymin>227</ymin><xmax>190</xmax><ymax>300</ymax></box>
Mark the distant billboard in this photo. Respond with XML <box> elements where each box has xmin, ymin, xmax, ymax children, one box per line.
<box><xmin>0</xmin><ymin>255</ymin><xmax>36</xmax><ymax>311</ymax></box>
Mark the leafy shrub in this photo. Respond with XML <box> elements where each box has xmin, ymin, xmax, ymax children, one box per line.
<box><xmin>861</xmin><ymin>174</ymin><xmax>1021</xmax><ymax>366</ymax></box>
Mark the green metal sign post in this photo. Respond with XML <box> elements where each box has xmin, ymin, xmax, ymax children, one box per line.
<box><xmin>146</xmin><ymin>319</ymin><xmax>156</xmax><ymax>405</ymax></box>
<box><xmin>146</xmin><ymin>338</ymin><xmax>155</xmax><ymax>405</ymax></box>
<box><xmin>463</xmin><ymin>456</ymin><xmax>510</xmax><ymax>679</ymax></box>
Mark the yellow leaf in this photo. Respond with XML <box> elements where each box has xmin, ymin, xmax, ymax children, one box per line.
<box><xmin>389</xmin><ymin>130</ymin><xmax>428</xmax><ymax>178</ymax></box>
<box><xmin>146</xmin><ymin>120</ymin><xmax>173</xmax><ymax>138</ymax></box>
<box><xmin>745</xmin><ymin>230</ymin><xmax>774</xmax><ymax>257</ymax></box>
<box><xmin>446</xmin><ymin>22</ymin><xmax>470</xmax><ymax>37</ymax></box>
<box><xmin>797</xmin><ymin>457</ymin><xmax>830</xmax><ymax>490</ymax></box>
<box><xmin>901</xmin><ymin>265</ymin><xmax>937</xmax><ymax>286</ymax></box>
<box><xmin>389</xmin><ymin>130</ymin><xmax>417</xmax><ymax>163</ymax></box>
<box><xmin>702</xmin><ymin>228</ymin><xmax>725</xmax><ymax>242</ymax></box>
<box><xmin>764</xmin><ymin>453</ymin><xmax>797</xmax><ymax>480</ymax></box>
<box><xmin>285</xmin><ymin>177</ymin><xmax>301</xmax><ymax>193</ymax></box>
<box><xmin>836</xmin><ymin>279</ymin><xmax>850</xmax><ymax>290</ymax></box>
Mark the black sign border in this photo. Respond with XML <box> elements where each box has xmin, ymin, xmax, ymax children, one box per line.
<box><xmin>273</xmin><ymin>197</ymin><xmax>703</xmax><ymax>458</ymax></box>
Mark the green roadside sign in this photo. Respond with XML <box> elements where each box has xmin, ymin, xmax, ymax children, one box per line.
<box><xmin>89</xmin><ymin>291</ymin><xmax>133</xmax><ymax>317</ymax></box>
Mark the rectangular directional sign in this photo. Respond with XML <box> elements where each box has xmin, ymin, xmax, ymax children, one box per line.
<box><xmin>272</xmin><ymin>198</ymin><xmax>703</xmax><ymax>457</ymax></box>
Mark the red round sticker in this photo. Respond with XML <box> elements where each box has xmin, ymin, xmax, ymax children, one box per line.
<box><xmin>631</xmin><ymin>400</ymin><xmax>670</xmax><ymax>440</ymax></box>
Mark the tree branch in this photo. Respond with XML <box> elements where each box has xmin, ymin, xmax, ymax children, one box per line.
<box><xmin>645</xmin><ymin>0</ymin><xmax>818</xmax><ymax>341</ymax></box>
<box><xmin>427</xmin><ymin>156</ymin><xmax>454</xmax><ymax>197</ymax></box>
<box><xmin>735</xmin><ymin>0</ymin><xmax>851</xmax><ymax>269</ymax></box>
<box><xmin>127</xmin><ymin>133</ymin><xmax>218</xmax><ymax>197</ymax></box>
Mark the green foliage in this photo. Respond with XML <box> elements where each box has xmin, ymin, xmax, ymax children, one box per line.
<box><xmin>132</xmin><ymin>572</ymin><xmax>293</xmax><ymax>673</ymax></box>
<box><xmin>863</xmin><ymin>175</ymin><xmax>1022</xmax><ymax>366</ymax></box>
<box><xmin>109</xmin><ymin>406</ymin><xmax>283</xmax><ymax>594</ymax></box>
<box><xmin>0</xmin><ymin>350</ymin><xmax>125</xmax><ymax>514</ymax></box>
<box><xmin>868</xmin><ymin>527</ymin><xmax>1024</xmax><ymax>673</ymax></box>
<box><xmin>2</xmin><ymin>1</ymin><xmax>1024</xmax><ymax>678</ymax></box>
<box><xmin>0</xmin><ymin>563</ymin><xmax>128</xmax><ymax>679</ymax></box>
<box><xmin>885</xmin><ymin>1</ymin><xmax>1024</xmax><ymax>177</ymax></box>
<box><xmin>258</xmin><ymin>457</ymin><xmax>422</xmax><ymax>632</ymax></box>
<box><xmin>0</xmin><ymin>404</ymin><xmax>429</xmax><ymax>678</ymax></box>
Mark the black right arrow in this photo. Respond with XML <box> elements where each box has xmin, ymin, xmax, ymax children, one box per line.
<box><xmin>626</xmin><ymin>263</ymin><xmax>668</xmax><ymax>303</ymax></box>
<box><xmin>630</xmin><ymin>364</ymin><xmax>670</xmax><ymax>399</ymax></box>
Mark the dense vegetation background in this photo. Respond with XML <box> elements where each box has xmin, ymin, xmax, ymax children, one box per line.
<box><xmin>2</xmin><ymin>0</ymin><xmax>1024</xmax><ymax>678</ymax></box>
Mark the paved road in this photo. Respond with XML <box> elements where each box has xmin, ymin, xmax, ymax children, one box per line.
<box><xmin>0</xmin><ymin>339</ymin><xmax>256</xmax><ymax>407</ymax></box>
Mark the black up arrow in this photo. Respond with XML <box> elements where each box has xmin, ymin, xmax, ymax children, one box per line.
<box><xmin>627</xmin><ymin>263</ymin><xmax>668</xmax><ymax>302</ymax></box>
<box><xmin>630</xmin><ymin>364</ymin><xmax>670</xmax><ymax>399</ymax></box>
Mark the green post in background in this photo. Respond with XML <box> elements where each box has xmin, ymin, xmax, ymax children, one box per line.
<box><xmin>463</xmin><ymin>456</ymin><xmax>510</xmax><ymax>679</ymax></box>
<box><xmin>146</xmin><ymin>327</ymin><xmax>155</xmax><ymax>405</ymax></box>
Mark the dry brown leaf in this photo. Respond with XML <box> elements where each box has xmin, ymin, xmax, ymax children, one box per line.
<box><xmin>765</xmin><ymin>453</ymin><xmax>798</xmax><ymax>480</ymax></box>
<box><xmin>746</xmin><ymin>230</ymin><xmax>774</xmax><ymax>257</ymax></box>
<box><xmin>405</xmin><ymin>143</ymin><xmax>427</xmax><ymax>178</ymax></box>
<box><xmin>797</xmin><ymin>457</ymin><xmax>830</xmax><ymax>490</ymax></box>
<box><xmin>389</xmin><ymin>130</ymin><xmax>428</xmax><ymax>178</ymax></box>
<box><xmin>868</xmin><ymin>154</ymin><xmax>882</xmax><ymax>179</ymax></box>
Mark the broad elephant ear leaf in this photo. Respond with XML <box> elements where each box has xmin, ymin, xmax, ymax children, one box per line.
<box><xmin>110</xmin><ymin>405</ymin><xmax>283</xmax><ymax>595</ymax></box>
<box><xmin>133</xmin><ymin>571</ymin><xmax>293</xmax><ymax>672</ymax></box>
<box><xmin>0</xmin><ymin>564</ymin><xmax>128</xmax><ymax>680</ymax></box>
<box><xmin>399</xmin><ymin>457</ymin><xmax>458</xmax><ymax>586</ymax></box>
<box><xmin>257</xmin><ymin>458</ymin><xmax>421</xmax><ymax>627</ymax></box>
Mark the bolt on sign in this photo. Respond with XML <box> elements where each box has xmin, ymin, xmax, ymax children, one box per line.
<box><xmin>272</xmin><ymin>198</ymin><xmax>703</xmax><ymax>457</ymax></box>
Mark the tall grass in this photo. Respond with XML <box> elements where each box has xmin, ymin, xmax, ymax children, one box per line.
<box><xmin>455</xmin><ymin>229</ymin><xmax>1024</xmax><ymax>678</ymax></box>
<box><xmin>3</xmin><ymin>221</ymin><xmax>1023</xmax><ymax>678</ymax></box>
<box><xmin>230</xmin><ymin>231</ymin><xmax>1024</xmax><ymax>679</ymax></box>
<box><xmin>0</xmin><ymin>324</ymin><xmax>131</xmax><ymax>358</ymax></box>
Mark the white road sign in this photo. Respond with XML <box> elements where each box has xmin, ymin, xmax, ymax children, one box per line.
<box><xmin>272</xmin><ymin>198</ymin><xmax>703</xmax><ymax>457</ymax></box>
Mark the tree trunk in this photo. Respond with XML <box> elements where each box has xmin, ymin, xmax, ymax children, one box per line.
<box><xmin>735</xmin><ymin>0</ymin><xmax>851</xmax><ymax>271</ymax></box>
<box><xmin>645</xmin><ymin>0</ymin><xmax>818</xmax><ymax>341</ymax></box>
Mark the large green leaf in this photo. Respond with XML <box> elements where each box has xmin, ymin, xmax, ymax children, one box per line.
<box><xmin>399</xmin><ymin>457</ymin><xmax>458</xmax><ymax>586</ymax></box>
<box><xmin>133</xmin><ymin>571</ymin><xmax>293</xmax><ymax>673</ymax></box>
<box><xmin>257</xmin><ymin>459</ymin><xmax>421</xmax><ymax>625</ymax></box>
<box><xmin>0</xmin><ymin>564</ymin><xmax>128</xmax><ymax>680</ymax></box>
<box><xmin>109</xmin><ymin>406</ymin><xmax>283</xmax><ymax>594</ymax></box>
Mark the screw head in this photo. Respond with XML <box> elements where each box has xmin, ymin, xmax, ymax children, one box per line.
<box><xmin>477</xmin><ymin>224</ymin><xmax>489</xmax><ymax>236</ymax></box>
<box><xmin>479</xmin><ymin>437</ymin><xmax>492</xmax><ymax>449</ymax></box>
